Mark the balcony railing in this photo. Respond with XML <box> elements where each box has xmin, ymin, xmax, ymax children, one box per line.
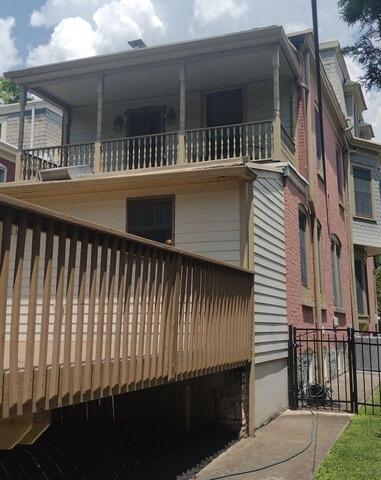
<box><xmin>19</xmin><ymin>120</ymin><xmax>294</xmax><ymax>180</ymax></box>
<box><xmin>186</xmin><ymin>121</ymin><xmax>273</xmax><ymax>163</ymax></box>
<box><xmin>0</xmin><ymin>194</ymin><xmax>253</xmax><ymax>421</ymax></box>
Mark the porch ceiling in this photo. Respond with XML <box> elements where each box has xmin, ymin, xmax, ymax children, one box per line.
<box><xmin>7</xmin><ymin>27</ymin><xmax>298</xmax><ymax>109</ymax></box>
<box><xmin>29</xmin><ymin>48</ymin><xmax>293</xmax><ymax>108</ymax></box>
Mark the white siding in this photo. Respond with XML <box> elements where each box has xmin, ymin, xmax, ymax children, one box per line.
<box><xmin>253</xmin><ymin>173</ymin><xmax>288</xmax><ymax>364</ymax></box>
<box><xmin>175</xmin><ymin>185</ymin><xmax>240</xmax><ymax>264</ymax></box>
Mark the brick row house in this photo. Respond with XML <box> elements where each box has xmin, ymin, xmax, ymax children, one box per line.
<box><xmin>0</xmin><ymin>25</ymin><xmax>380</xmax><ymax>433</ymax></box>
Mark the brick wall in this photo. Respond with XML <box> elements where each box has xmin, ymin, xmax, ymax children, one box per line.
<box><xmin>0</xmin><ymin>156</ymin><xmax>15</xmax><ymax>182</ymax></box>
<box><xmin>285</xmin><ymin>77</ymin><xmax>353</xmax><ymax>328</ymax></box>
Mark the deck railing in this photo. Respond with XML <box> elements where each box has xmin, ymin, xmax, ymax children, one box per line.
<box><xmin>0</xmin><ymin>195</ymin><xmax>253</xmax><ymax>420</ymax></box>
<box><xmin>185</xmin><ymin>121</ymin><xmax>273</xmax><ymax>163</ymax></box>
<box><xmin>20</xmin><ymin>143</ymin><xmax>95</xmax><ymax>180</ymax></box>
<box><xmin>20</xmin><ymin>120</ymin><xmax>294</xmax><ymax>180</ymax></box>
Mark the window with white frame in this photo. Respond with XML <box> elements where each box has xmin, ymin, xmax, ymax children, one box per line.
<box><xmin>0</xmin><ymin>121</ymin><xmax>6</xmax><ymax>142</ymax></box>
<box><xmin>0</xmin><ymin>165</ymin><xmax>7</xmax><ymax>183</ymax></box>
<box><xmin>331</xmin><ymin>236</ymin><xmax>343</xmax><ymax>308</ymax></box>
<box><xmin>354</xmin><ymin>253</ymin><xmax>369</xmax><ymax>316</ymax></box>
<box><xmin>353</xmin><ymin>165</ymin><xmax>373</xmax><ymax>218</ymax></box>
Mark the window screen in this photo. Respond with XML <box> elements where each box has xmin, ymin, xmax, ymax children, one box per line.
<box><xmin>127</xmin><ymin>197</ymin><xmax>173</xmax><ymax>244</ymax></box>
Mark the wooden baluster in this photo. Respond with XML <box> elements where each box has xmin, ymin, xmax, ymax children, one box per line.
<box><xmin>182</xmin><ymin>260</ymin><xmax>192</xmax><ymax>374</ymax></box>
<box><xmin>103</xmin><ymin>238</ymin><xmax>117</xmax><ymax>394</ymax></box>
<box><xmin>34</xmin><ymin>223</ymin><xmax>54</xmax><ymax>407</ymax></box>
<box><xmin>166</xmin><ymin>134</ymin><xmax>170</xmax><ymax>165</ymax></box>
<box><xmin>239</xmin><ymin>125</ymin><xmax>243</xmax><ymax>157</ymax></box>
<box><xmin>73</xmin><ymin>229</ymin><xmax>88</xmax><ymax>399</ymax></box>
<box><xmin>136</xmin><ymin>249</ymin><xmax>150</xmax><ymax>384</ymax></box>
<box><xmin>61</xmin><ymin>228</ymin><xmax>78</xmax><ymax>403</ymax></box>
<box><xmin>149</xmin><ymin>250</ymin><xmax>163</xmax><ymax>381</ymax></box>
<box><xmin>93</xmin><ymin>237</ymin><xmax>109</xmax><ymax>394</ymax></box>
<box><xmin>159</xmin><ymin>254</ymin><xmax>177</xmax><ymax>380</ymax></box>
<box><xmin>112</xmin><ymin>242</ymin><xmax>126</xmax><ymax>392</ymax></box>
<box><xmin>227</xmin><ymin>127</ymin><xmax>230</xmax><ymax>159</ymax></box>
<box><xmin>128</xmin><ymin>245</ymin><xmax>142</xmax><ymax>389</ymax></box>
<box><xmin>8</xmin><ymin>215</ymin><xmax>27</xmax><ymax>413</ymax></box>
<box><xmin>120</xmin><ymin>243</ymin><xmax>134</xmax><ymax>390</ymax></box>
<box><xmin>84</xmin><ymin>233</ymin><xmax>99</xmax><ymax>395</ymax></box>
<box><xmin>0</xmin><ymin>211</ymin><xmax>12</xmax><ymax>410</ymax></box>
<box><xmin>259</xmin><ymin>123</ymin><xmax>263</xmax><ymax>160</ymax></box>
<box><xmin>22</xmin><ymin>219</ymin><xmax>41</xmax><ymax>410</ymax></box>
<box><xmin>148</xmin><ymin>136</ymin><xmax>152</xmax><ymax>168</ymax></box>
<box><xmin>48</xmin><ymin>226</ymin><xmax>66</xmax><ymax>405</ymax></box>
<box><xmin>143</xmin><ymin>250</ymin><xmax>156</xmax><ymax>383</ymax></box>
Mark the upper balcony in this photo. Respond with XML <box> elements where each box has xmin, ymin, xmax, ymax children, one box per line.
<box><xmin>6</xmin><ymin>27</ymin><xmax>301</xmax><ymax>182</ymax></box>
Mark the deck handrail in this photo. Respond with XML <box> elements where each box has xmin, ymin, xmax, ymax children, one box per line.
<box><xmin>0</xmin><ymin>194</ymin><xmax>253</xmax><ymax>420</ymax></box>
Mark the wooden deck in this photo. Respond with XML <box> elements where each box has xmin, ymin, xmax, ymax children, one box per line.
<box><xmin>0</xmin><ymin>194</ymin><xmax>253</xmax><ymax>446</ymax></box>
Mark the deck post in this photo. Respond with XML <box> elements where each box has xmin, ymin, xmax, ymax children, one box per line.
<box><xmin>94</xmin><ymin>75</ymin><xmax>104</xmax><ymax>173</ymax></box>
<box><xmin>272</xmin><ymin>46</ymin><xmax>281</xmax><ymax>159</ymax></box>
<box><xmin>16</xmin><ymin>86</ymin><xmax>27</xmax><ymax>180</ymax></box>
<box><xmin>178</xmin><ymin>64</ymin><xmax>186</xmax><ymax>164</ymax></box>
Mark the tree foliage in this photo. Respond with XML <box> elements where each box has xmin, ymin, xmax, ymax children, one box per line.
<box><xmin>0</xmin><ymin>77</ymin><xmax>20</xmax><ymax>104</ymax></box>
<box><xmin>338</xmin><ymin>0</ymin><xmax>381</xmax><ymax>90</ymax></box>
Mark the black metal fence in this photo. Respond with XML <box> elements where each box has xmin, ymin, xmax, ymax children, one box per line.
<box><xmin>288</xmin><ymin>326</ymin><xmax>381</xmax><ymax>414</ymax></box>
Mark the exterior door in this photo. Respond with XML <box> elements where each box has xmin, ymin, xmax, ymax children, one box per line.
<box><xmin>125</xmin><ymin>106</ymin><xmax>165</xmax><ymax>168</ymax></box>
<box><xmin>205</xmin><ymin>89</ymin><xmax>243</xmax><ymax>160</ymax></box>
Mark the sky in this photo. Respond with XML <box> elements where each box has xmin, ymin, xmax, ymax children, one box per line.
<box><xmin>1</xmin><ymin>0</ymin><xmax>380</xmax><ymax>140</ymax></box>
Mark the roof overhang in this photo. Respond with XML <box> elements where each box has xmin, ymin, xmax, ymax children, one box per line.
<box><xmin>350</xmin><ymin>137</ymin><xmax>381</xmax><ymax>159</ymax></box>
<box><xmin>5</xmin><ymin>26</ymin><xmax>302</xmax><ymax>110</ymax></box>
<box><xmin>0</xmin><ymin>160</ymin><xmax>255</xmax><ymax>201</ymax></box>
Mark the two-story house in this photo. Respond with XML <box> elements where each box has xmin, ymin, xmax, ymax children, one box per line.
<box><xmin>0</xmin><ymin>25</ymin><xmax>378</xmax><ymax>439</ymax></box>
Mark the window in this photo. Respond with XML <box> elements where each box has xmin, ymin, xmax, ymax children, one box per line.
<box><xmin>0</xmin><ymin>165</ymin><xmax>7</xmax><ymax>183</ymax></box>
<box><xmin>317</xmin><ymin>221</ymin><xmax>323</xmax><ymax>295</ymax></box>
<box><xmin>336</xmin><ymin>148</ymin><xmax>343</xmax><ymax>201</ymax></box>
<box><xmin>354</xmin><ymin>254</ymin><xmax>369</xmax><ymax>316</ymax></box>
<box><xmin>353</xmin><ymin>166</ymin><xmax>373</xmax><ymax>218</ymax></box>
<box><xmin>331</xmin><ymin>237</ymin><xmax>343</xmax><ymax>308</ymax></box>
<box><xmin>127</xmin><ymin>196</ymin><xmax>174</xmax><ymax>244</ymax></box>
<box><xmin>299</xmin><ymin>209</ymin><xmax>308</xmax><ymax>286</ymax></box>
<box><xmin>315</xmin><ymin>109</ymin><xmax>322</xmax><ymax>172</ymax></box>
<box><xmin>0</xmin><ymin>121</ymin><xmax>6</xmax><ymax>142</ymax></box>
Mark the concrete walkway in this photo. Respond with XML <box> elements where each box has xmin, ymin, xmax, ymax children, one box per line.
<box><xmin>196</xmin><ymin>409</ymin><xmax>352</xmax><ymax>480</ymax></box>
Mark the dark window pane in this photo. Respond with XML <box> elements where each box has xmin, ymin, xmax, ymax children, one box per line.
<box><xmin>315</xmin><ymin>109</ymin><xmax>322</xmax><ymax>171</ymax></box>
<box><xmin>128</xmin><ymin>197</ymin><xmax>173</xmax><ymax>244</ymax></box>
<box><xmin>353</xmin><ymin>167</ymin><xmax>372</xmax><ymax>217</ymax></box>
<box><xmin>299</xmin><ymin>211</ymin><xmax>308</xmax><ymax>286</ymax></box>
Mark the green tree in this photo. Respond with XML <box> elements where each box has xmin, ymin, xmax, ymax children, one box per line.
<box><xmin>338</xmin><ymin>0</ymin><xmax>381</xmax><ymax>89</ymax></box>
<box><xmin>0</xmin><ymin>77</ymin><xmax>20</xmax><ymax>104</ymax></box>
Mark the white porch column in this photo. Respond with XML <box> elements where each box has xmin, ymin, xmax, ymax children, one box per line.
<box><xmin>178</xmin><ymin>64</ymin><xmax>186</xmax><ymax>164</ymax></box>
<box><xmin>272</xmin><ymin>46</ymin><xmax>281</xmax><ymax>159</ymax></box>
<box><xmin>16</xmin><ymin>86</ymin><xmax>27</xmax><ymax>180</ymax></box>
<box><xmin>61</xmin><ymin>107</ymin><xmax>71</xmax><ymax>145</ymax></box>
<box><xmin>94</xmin><ymin>75</ymin><xmax>104</xmax><ymax>173</ymax></box>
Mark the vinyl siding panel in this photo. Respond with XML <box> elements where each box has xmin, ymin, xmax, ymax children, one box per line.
<box><xmin>254</xmin><ymin>174</ymin><xmax>288</xmax><ymax>364</ymax></box>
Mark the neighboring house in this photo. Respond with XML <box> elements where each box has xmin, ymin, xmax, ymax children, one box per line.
<box><xmin>0</xmin><ymin>26</ymin><xmax>378</xmax><ymax>435</ymax></box>
<box><xmin>0</xmin><ymin>140</ymin><xmax>16</xmax><ymax>182</ymax></box>
<box><xmin>0</xmin><ymin>99</ymin><xmax>62</xmax><ymax>149</ymax></box>
<box><xmin>320</xmin><ymin>41</ymin><xmax>381</xmax><ymax>331</ymax></box>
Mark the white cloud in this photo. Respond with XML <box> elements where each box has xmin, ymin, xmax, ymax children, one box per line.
<box><xmin>93</xmin><ymin>0</ymin><xmax>164</xmax><ymax>54</ymax></box>
<box><xmin>27</xmin><ymin>0</ymin><xmax>165</xmax><ymax>67</ymax></box>
<box><xmin>0</xmin><ymin>17</ymin><xmax>20</xmax><ymax>73</ymax></box>
<box><xmin>27</xmin><ymin>17</ymin><xmax>96</xmax><ymax>66</ymax></box>
<box><xmin>190</xmin><ymin>0</ymin><xmax>248</xmax><ymax>35</ymax></box>
<box><xmin>346</xmin><ymin>57</ymin><xmax>381</xmax><ymax>142</ymax></box>
<box><xmin>30</xmin><ymin>0</ymin><xmax>106</xmax><ymax>28</ymax></box>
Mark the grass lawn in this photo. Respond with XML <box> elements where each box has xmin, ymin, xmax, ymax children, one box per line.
<box><xmin>315</xmin><ymin>392</ymin><xmax>381</xmax><ymax>480</ymax></box>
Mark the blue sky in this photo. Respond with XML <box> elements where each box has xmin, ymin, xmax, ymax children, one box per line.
<box><xmin>1</xmin><ymin>0</ymin><xmax>380</xmax><ymax>139</ymax></box>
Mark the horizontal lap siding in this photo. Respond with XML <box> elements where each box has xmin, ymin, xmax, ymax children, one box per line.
<box><xmin>254</xmin><ymin>175</ymin><xmax>288</xmax><ymax>364</ymax></box>
<box><xmin>175</xmin><ymin>186</ymin><xmax>240</xmax><ymax>265</ymax></box>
